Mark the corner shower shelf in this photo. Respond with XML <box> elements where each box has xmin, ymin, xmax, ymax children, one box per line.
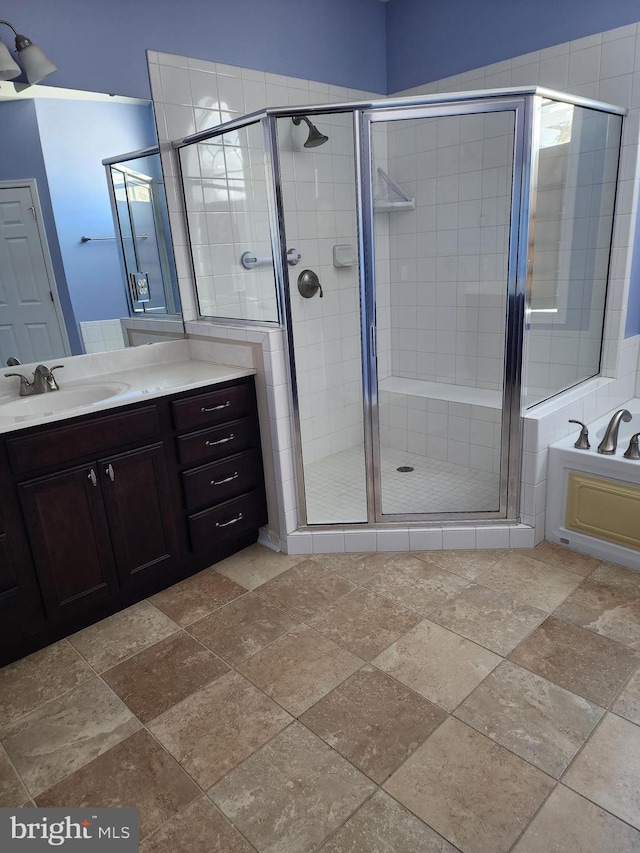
<box><xmin>373</xmin><ymin>167</ymin><xmax>415</xmax><ymax>211</ymax></box>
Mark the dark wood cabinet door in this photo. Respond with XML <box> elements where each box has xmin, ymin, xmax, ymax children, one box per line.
<box><xmin>18</xmin><ymin>465</ymin><xmax>119</xmax><ymax>620</ymax></box>
<box><xmin>99</xmin><ymin>443</ymin><xmax>178</xmax><ymax>587</ymax></box>
<box><xmin>0</xmin><ymin>534</ymin><xmax>42</xmax><ymax>643</ymax></box>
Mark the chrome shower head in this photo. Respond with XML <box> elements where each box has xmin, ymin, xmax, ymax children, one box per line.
<box><xmin>292</xmin><ymin>115</ymin><xmax>329</xmax><ymax>148</ymax></box>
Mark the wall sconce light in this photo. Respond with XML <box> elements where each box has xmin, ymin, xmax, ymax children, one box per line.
<box><xmin>0</xmin><ymin>20</ymin><xmax>56</xmax><ymax>84</ymax></box>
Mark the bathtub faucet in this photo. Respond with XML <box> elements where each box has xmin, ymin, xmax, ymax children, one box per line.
<box><xmin>597</xmin><ymin>409</ymin><xmax>632</xmax><ymax>455</ymax></box>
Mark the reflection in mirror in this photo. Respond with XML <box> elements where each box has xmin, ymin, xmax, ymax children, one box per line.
<box><xmin>106</xmin><ymin>151</ymin><xmax>181</xmax><ymax>318</ymax></box>
<box><xmin>0</xmin><ymin>84</ymin><xmax>183</xmax><ymax>366</ymax></box>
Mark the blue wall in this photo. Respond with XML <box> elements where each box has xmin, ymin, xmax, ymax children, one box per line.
<box><xmin>1</xmin><ymin>0</ymin><xmax>387</xmax><ymax>99</ymax></box>
<box><xmin>0</xmin><ymin>100</ymin><xmax>81</xmax><ymax>353</ymax></box>
<box><xmin>386</xmin><ymin>0</ymin><xmax>640</xmax><ymax>93</ymax></box>
<box><xmin>35</xmin><ymin>99</ymin><xmax>157</xmax><ymax>332</ymax></box>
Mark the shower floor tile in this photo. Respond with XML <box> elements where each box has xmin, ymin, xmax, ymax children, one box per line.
<box><xmin>304</xmin><ymin>446</ymin><xmax>500</xmax><ymax>523</ymax></box>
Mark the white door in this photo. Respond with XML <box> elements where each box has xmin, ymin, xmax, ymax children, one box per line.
<box><xmin>0</xmin><ymin>183</ymin><xmax>69</xmax><ymax>364</ymax></box>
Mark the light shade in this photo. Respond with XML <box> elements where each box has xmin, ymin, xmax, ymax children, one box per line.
<box><xmin>0</xmin><ymin>39</ymin><xmax>20</xmax><ymax>80</ymax></box>
<box><xmin>15</xmin><ymin>37</ymin><xmax>57</xmax><ymax>85</ymax></box>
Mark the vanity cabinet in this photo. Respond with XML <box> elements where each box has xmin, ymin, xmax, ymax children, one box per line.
<box><xmin>172</xmin><ymin>384</ymin><xmax>266</xmax><ymax>553</ymax></box>
<box><xmin>18</xmin><ymin>442</ymin><xmax>177</xmax><ymax>620</ymax></box>
<box><xmin>18</xmin><ymin>464</ymin><xmax>120</xmax><ymax>619</ymax></box>
<box><xmin>0</xmin><ymin>528</ymin><xmax>40</xmax><ymax>645</ymax></box>
<box><xmin>98</xmin><ymin>443</ymin><xmax>178</xmax><ymax>587</ymax></box>
<box><xmin>0</xmin><ymin>374</ymin><xmax>267</xmax><ymax>666</ymax></box>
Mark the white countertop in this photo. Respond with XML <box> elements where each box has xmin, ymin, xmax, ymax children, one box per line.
<box><xmin>0</xmin><ymin>359</ymin><xmax>255</xmax><ymax>434</ymax></box>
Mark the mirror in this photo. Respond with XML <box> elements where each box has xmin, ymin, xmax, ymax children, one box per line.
<box><xmin>107</xmin><ymin>151</ymin><xmax>181</xmax><ymax>318</ymax></box>
<box><xmin>0</xmin><ymin>83</ymin><xmax>183</xmax><ymax>366</ymax></box>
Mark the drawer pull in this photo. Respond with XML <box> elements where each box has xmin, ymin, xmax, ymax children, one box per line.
<box><xmin>88</xmin><ymin>468</ymin><xmax>97</xmax><ymax>487</ymax></box>
<box><xmin>201</xmin><ymin>401</ymin><xmax>231</xmax><ymax>413</ymax></box>
<box><xmin>105</xmin><ymin>463</ymin><xmax>115</xmax><ymax>482</ymax></box>
<box><xmin>211</xmin><ymin>471</ymin><xmax>239</xmax><ymax>486</ymax></box>
<box><xmin>205</xmin><ymin>434</ymin><xmax>234</xmax><ymax>447</ymax></box>
<box><xmin>216</xmin><ymin>512</ymin><xmax>244</xmax><ymax>528</ymax></box>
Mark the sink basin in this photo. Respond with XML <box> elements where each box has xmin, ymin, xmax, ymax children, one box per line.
<box><xmin>0</xmin><ymin>383</ymin><xmax>130</xmax><ymax>419</ymax></box>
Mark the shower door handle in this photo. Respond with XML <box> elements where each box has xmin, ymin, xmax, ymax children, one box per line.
<box><xmin>370</xmin><ymin>326</ymin><xmax>377</xmax><ymax>358</ymax></box>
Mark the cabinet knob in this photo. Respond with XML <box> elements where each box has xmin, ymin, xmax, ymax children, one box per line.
<box><xmin>105</xmin><ymin>464</ymin><xmax>115</xmax><ymax>482</ymax></box>
<box><xmin>88</xmin><ymin>468</ymin><xmax>97</xmax><ymax>487</ymax></box>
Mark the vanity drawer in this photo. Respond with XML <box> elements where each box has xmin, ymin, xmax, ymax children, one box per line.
<box><xmin>173</xmin><ymin>383</ymin><xmax>252</xmax><ymax>432</ymax></box>
<box><xmin>8</xmin><ymin>406</ymin><xmax>160</xmax><ymax>477</ymax></box>
<box><xmin>177</xmin><ymin>418</ymin><xmax>254</xmax><ymax>467</ymax></box>
<box><xmin>188</xmin><ymin>491</ymin><xmax>266</xmax><ymax>551</ymax></box>
<box><xmin>182</xmin><ymin>451</ymin><xmax>260</xmax><ymax>511</ymax></box>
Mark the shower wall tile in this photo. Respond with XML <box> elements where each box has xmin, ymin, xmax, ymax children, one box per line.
<box><xmin>379</xmin><ymin>390</ymin><xmax>501</xmax><ymax>475</ymax></box>
<box><xmin>509</xmin><ymin>525</ymin><xmax>536</xmax><ymax>548</ymax></box>
<box><xmin>150</xmin><ymin>49</ymin><xmax>370</xmax><ymax>323</ymax></box>
<box><xmin>389</xmin><ymin>21</ymin><xmax>640</xmax><ymax>547</ymax></box>
<box><xmin>150</xmin><ymin>26</ymin><xmax>640</xmax><ymax>550</ymax></box>
<box><xmin>80</xmin><ymin>320</ymin><xmax>126</xmax><ymax>354</ymax></box>
<box><xmin>312</xmin><ymin>531</ymin><xmax>346</xmax><ymax>553</ymax></box>
<box><xmin>376</xmin><ymin>530</ymin><xmax>410</xmax><ymax>551</ymax></box>
<box><xmin>442</xmin><ymin>527</ymin><xmax>476</xmax><ymax>549</ymax></box>
<box><xmin>395</xmin><ymin>21</ymin><xmax>639</xmax><ymax>403</ymax></box>
<box><xmin>343</xmin><ymin>531</ymin><xmax>379</xmax><ymax>553</ymax></box>
<box><xmin>279</xmin><ymin>110</ymin><xmax>366</xmax><ymax>468</ymax></box>
<box><xmin>409</xmin><ymin>529</ymin><xmax>444</xmax><ymax>550</ymax></box>
<box><xmin>376</xmin><ymin>112</ymin><xmax>512</xmax><ymax>395</ymax></box>
<box><xmin>475</xmin><ymin>526</ymin><xmax>511</xmax><ymax>549</ymax></box>
<box><xmin>151</xmin><ymin>49</ymin><xmax>374</xmax><ymax>536</ymax></box>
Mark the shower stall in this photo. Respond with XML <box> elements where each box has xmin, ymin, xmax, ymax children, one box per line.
<box><xmin>175</xmin><ymin>88</ymin><xmax>623</xmax><ymax>529</ymax></box>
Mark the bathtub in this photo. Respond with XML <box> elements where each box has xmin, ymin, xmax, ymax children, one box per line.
<box><xmin>546</xmin><ymin>399</ymin><xmax>640</xmax><ymax>571</ymax></box>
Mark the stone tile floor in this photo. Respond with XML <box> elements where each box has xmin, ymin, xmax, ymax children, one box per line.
<box><xmin>1</xmin><ymin>542</ymin><xmax>640</xmax><ymax>852</ymax></box>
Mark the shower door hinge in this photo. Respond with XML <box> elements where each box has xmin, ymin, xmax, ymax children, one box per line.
<box><xmin>370</xmin><ymin>326</ymin><xmax>377</xmax><ymax>358</ymax></box>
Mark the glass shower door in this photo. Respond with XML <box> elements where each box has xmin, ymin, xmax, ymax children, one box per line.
<box><xmin>275</xmin><ymin>112</ymin><xmax>368</xmax><ymax>525</ymax></box>
<box><xmin>367</xmin><ymin>105</ymin><xmax>519</xmax><ymax>518</ymax></box>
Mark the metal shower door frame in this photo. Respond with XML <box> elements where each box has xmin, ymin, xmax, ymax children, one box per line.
<box><xmin>171</xmin><ymin>88</ymin><xmax>624</xmax><ymax>531</ymax></box>
<box><xmin>356</xmin><ymin>96</ymin><xmax>533</xmax><ymax>524</ymax></box>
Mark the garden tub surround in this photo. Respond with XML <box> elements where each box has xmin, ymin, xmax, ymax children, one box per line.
<box><xmin>546</xmin><ymin>398</ymin><xmax>640</xmax><ymax>570</ymax></box>
<box><xmin>0</xmin><ymin>340</ymin><xmax>255</xmax><ymax>434</ymax></box>
<box><xmin>520</xmin><ymin>333</ymin><xmax>640</xmax><ymax>542</ymax></box>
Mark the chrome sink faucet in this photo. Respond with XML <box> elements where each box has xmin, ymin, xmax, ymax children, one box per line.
<box><xmin>5</xmin><ymin>364</ymin><xmax>64</xmax><ymax>396</ymax></box>
<box><xmin>597</xmin><ymin>409</ymin><xmax>632</xmax><ymax>454</ymax></box>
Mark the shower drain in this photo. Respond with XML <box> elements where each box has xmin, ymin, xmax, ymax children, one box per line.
<box><xmin>397</xmin><ymin>466</ymin><xmax>414</xmax><ymax>472</ymax></box>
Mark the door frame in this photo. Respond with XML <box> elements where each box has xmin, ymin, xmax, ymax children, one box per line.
<box><xmin>357</xmin><ymin>96</ymin><xmax>531</xmax><ymax>523</ymax></box>
<box><xmin>0</xmin><ymin>179</ymin><xmax>72</xmax><ymax>359</ymax></box>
